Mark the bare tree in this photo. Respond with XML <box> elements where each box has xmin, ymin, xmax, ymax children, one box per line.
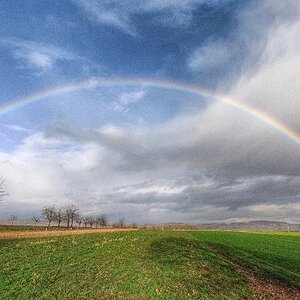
<box><xmin>41</xmin><ymin>206</ymin><xmax>56</xmax><ymax>227</ymax></box>
<box><xmin>131</xmin><ymin>223</ymin><xmax>138</xmax><ymax>229</ymax></box>
<box><xmin>114</xmin><ymin>218</ymin><xmax>126</xmax><ymax>229</ymax></box>
<box><xmin>54</xmin><ymin>208</ymin><xmax>64</xmax><ymax>227</ymax></box>
<box><xmin>9</xmin><ymin>214</ymin><xmax>17</xmax><ymax>224</ymax></box>
<box><xmin>64</xmin><ymin>205</ymin><xmax>79</xmax><ymax>228</ymax></box>
<box><xmin>119</xmin><ymin>218</ymin><xmax>126</xmax><ymax>228</ymax></box>
<box><xmin>88</xmin><ymin>216</ymin><xmax>94</xmax><ymax>228</ymax></box>
<box><xmin>32</xmin><ymin>216</ymin><xmax>41</xmax><ymax>226</ymax></box>
<box><xmin>82</xmin><ymin>216</ymin><xmax>89</xmax><ymax>228</ymax></box>
<box><xmin>95</xmin><ymin>217</ymin><xmax>100</xmax><ymax>228</ymax></box>
<box><xmin>98</xmin><ymin>214</ymin><xmax>108</xmax><ymax>227</ymax></box>
<box><xmin>75</xmin><ymin>215</ymin><xmax>83</xmax><ymax>228</ymax></box>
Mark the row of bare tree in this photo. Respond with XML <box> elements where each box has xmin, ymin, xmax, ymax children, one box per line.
<box><xmin>0</xmin><ymin>179</ymin><xmax>124</xmax><ymax>229</ymax></box>
<box><xmin>41</xmin><ymin>205</ymin><xmax>108</xmax><ymax>228</ymax></box>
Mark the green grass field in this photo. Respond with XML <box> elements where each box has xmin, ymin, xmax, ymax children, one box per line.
<box><xmin>192</xmin><ymin>231</ymin><xmax>300</xmax><ymax>288</ymax></box>
<box><xmin>0</xmin><ymin>230</ymin><xmax>299</xmax><ymax>299</ymax></box>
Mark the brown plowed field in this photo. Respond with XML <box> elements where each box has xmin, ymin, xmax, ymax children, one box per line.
<box><xmin>0</xmin><ymin>228</ymin><xmax>137</xmax><ymax>240</ymax></box>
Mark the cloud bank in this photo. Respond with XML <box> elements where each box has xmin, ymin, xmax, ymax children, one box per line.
<box><xmin>1</xmin><ymin>1</ymin><xmax>300</xmax><ymax>224</ymax></box>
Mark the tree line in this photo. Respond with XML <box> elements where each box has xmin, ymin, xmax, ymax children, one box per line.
<box><xmin>1</xmin><ymin>179</ymin><xmax>128</xmax><ymax>229</ymax></box>
<box><xmin>41</xmin><ymin>205</ymin><xmax>109</xmax><ymax>228</ymax></box>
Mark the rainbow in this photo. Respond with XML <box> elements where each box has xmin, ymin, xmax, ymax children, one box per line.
<box><xmin>0</xmin><ymin>77</ymin><xmax>299</xmax><ymax>146</ymax></box>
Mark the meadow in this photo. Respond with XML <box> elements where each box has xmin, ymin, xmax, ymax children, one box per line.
<box><xmin>0</xmin><ymin>229</ymin><xmax>299</xmax><ymax>299</ymax></box>
<box><xmin>192</xmin><ymin>231</ymin><xmax>300</xmax><ymax>288</ymax></box>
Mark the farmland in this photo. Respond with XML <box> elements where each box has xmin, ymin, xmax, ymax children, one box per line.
<box><xmin>192</xmin><ymin>231</ymin><xmax>300</xmax><ymax>287</ymax></box>
<box><xmin>0</xmin><ymin>229</ymin><xmax>299</xmax><ymax>299</ymax></box>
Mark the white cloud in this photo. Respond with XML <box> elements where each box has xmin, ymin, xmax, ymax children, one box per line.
<box><xmin>188</xmin><ymin>40</ymin><xmax>232</xmax><ymax>71</ymax></box>
<box><xmin>27</xmin><ymin>52</ymin><xmax>53</xmax><ymax>70</ymax></box>
<box><xmin>72</xmin><ymin>0</ymin><xmax>137</xmax><ymax>36</ymax></box>
<box><xmin>230</xmin><ymin>3</ymin><xmax>300</xmax><ymax>130</ymax></box>
<box><xmin>72</xmin><ymin>0</ymin><xmax>231</xmax><ymax>36</ymax></box>
<box><xmin>0</xmin><ymin>37</ymin><xmax>78</xmax><ymax>70</ymax></box>
<box><xmin>1</xmin><ymin>133</ymin><xmax>103</xmax><ymax>208</ymax></box>
<box><xmin>4</xmin><ymin>124</ymin><xmax>32</xmax><ymax>133</ymax></box>
<box><xmin>110</xmin><ymin>89</ymin><xmax>147</xmax><ymax>113</ymax></box>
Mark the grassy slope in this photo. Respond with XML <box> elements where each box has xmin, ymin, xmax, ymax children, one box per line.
<box><xmin>192</xmin><ymin>231</ymin><xmax>300</xmax><ymax>287</ymax></box>
<box><xmin>0</xmin><ymin>230</ymin><xmax>255</xmax><ymax>300</ymax></box>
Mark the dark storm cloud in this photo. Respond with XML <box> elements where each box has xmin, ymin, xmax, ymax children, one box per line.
<box><xmin>46</xmin><ymin>108</ymin><xmax>300</xmax><ymax>178</ymax></box>
<box><xmin>107</xmin><ymin>175</ymin><xmax>300</xmax><ymax>211</ymax></box>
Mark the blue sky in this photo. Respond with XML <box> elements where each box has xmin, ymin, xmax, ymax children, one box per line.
<box><xmin>0</xmin><ymin>0</ymin><xmax>300</xmax><ymax>223</ymax></box>
<box><xmin>0</xmin><ymin>0</ymin><xmax>243</xmax><ymax>94</ymax></box>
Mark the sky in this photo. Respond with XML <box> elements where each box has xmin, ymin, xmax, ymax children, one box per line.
<box><xmin>0</xmin><ymin>0</ymin><xmax>299</xmax><ymax>224</ymax></box>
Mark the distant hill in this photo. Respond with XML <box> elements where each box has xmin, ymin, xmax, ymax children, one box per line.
<box><xmin>197</xmin><ymin>220</ymin><xmax>300</xmax><ymax>232</ymax></box>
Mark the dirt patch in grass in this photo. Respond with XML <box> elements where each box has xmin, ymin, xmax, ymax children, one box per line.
<box><xmin>245</xmin><ymin>269</ymin><xmax>300</xmax><ymax>300</ymax></box>
<box><xmin>213</xmin><ymin>248</ymin><xmax>300</xmax><ymax>300</ymax></box>
<box><xmin>0</xmin><ymin>228</ymin><xmax>137</xmax><ymax>240</ymax></box>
